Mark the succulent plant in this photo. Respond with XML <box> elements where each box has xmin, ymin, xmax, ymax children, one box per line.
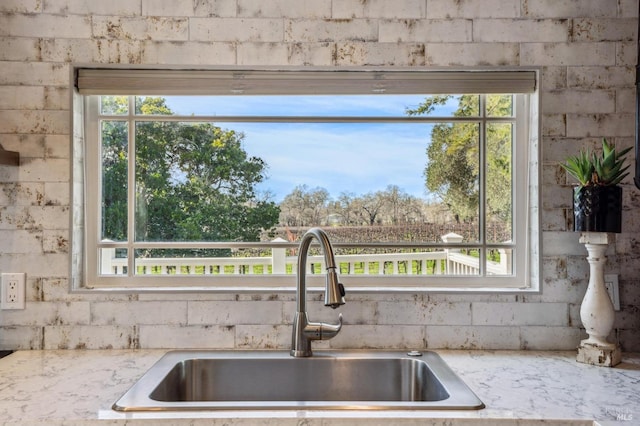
<box><xmin>561</xmin><ymin>138</ymin><xmax>631</xmax><ymax>187</ymax></box>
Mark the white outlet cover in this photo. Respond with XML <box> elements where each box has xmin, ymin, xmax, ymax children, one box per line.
<box><xmin>604</xmin><ymin>274</ymin><xmax>620</xmax><ymax>311</ymax></box>
<box><xmin>1</xmin><ymin>273</ymin><xmax>26</xmax><ymax>310</ymax></box>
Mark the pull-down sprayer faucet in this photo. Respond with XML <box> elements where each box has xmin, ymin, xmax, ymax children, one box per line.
<box><xmin>290</xmin><ymin>227</ymin><xmax>346</xmax><ymax>357</ymax></box>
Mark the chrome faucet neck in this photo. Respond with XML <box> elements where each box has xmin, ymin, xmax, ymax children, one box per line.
<box><xmin>291</xmin><ymin>227</ymin><xmax>345</xmax><ymax>357</ymax></box>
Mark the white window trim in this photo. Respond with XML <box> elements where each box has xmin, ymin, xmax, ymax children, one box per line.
<box><xmin>71</xmin><ymin>66</ymin><xmax>541</xmax><ymax>294</ymax></box>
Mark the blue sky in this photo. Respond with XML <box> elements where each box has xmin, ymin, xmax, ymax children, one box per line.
<box><xmin>161</xmin><ymin>95</ymin><xmax>447</xmax><ymax>202</ymax></box>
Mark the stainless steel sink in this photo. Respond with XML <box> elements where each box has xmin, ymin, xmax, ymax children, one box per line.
<box><xmin>113</xmin><ymin>350</ymin><xmax>484</xmax><ymax>411</ymax></box>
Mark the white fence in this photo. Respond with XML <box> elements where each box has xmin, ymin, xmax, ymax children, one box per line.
<box><xmin>101</xmin><ymin>233</ymin><xmax>512</xmax><ymax>276</ymax></box>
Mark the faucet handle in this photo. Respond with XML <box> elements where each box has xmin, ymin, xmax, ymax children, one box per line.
<box><xmin>302</xmin><ymin>313</ymin><xmax>343</xmax><ymax>342</ymax></box>
<box><xmin>319</xmin><ymin>313</ymin><xmax>343</xmax><ymax>340</ymax></box>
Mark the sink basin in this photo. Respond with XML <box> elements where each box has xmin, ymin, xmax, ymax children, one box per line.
<box><xmin>113</xmin><ymin>350</ymin><xmax>484</xmax><ymax>411</ymax></box>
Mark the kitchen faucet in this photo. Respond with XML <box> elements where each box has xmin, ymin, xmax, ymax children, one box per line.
<box><xmin>290</xmin><ymin>227</ymin><xmax>346</xmax><ymax>357</ymax></box>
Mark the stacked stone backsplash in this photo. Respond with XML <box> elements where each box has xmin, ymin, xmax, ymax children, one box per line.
<box><xmin>1</xmin><ymin>0</ymin><xmax>639</xmax><ymax>351</ymax></box>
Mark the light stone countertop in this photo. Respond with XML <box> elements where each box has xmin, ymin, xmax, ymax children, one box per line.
<box><xmin>0</xmin><ymin>349</ymin><xmax>638</xmax><ymax>425</ymax></box>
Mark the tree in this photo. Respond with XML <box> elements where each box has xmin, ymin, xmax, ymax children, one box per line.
<box><xmin>380</xmin><ymin>184</ymin><xmax>423</xmax><ymax>225</ymax></box>
<box><xmin>360</xmin><ymin>191</ymin><xmax>386</xmax><ymax>226</ymax></box>
<box><xmin>332</xmin><ymin>191</ymin><xmax>360</xmax><ymax>226</ymax></box>
<box><xmin>407</xmin><ymin>95</ymin><xmax>513</xmax><ymax>225</ymax></box>
<box><xmin>101</xmin><ymin>96</ymin><xmax>280</xmax><ymax>255</ymax></box>
<box><xmin>279</xmin><ymin>185</ymin><xmax>330</xmax><ymax>226</ymax></box>
<box><xmin>101</xmin><ymin>119</ymin><xmax>128</xmax><ymax>241</ymax></box>
<box><xmin>278</xmin><ymin>185</ymin><xmax>430</xmax><ymax>228</ymax></box>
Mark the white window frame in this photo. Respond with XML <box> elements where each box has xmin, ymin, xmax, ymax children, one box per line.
<box><xmin>72</xmin><ymin>67</ymin><xmax>540</xmax><ymax>293</ymax></box>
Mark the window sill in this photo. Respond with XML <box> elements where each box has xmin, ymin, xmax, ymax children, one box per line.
<box><xmin>73</xmin><ymin>276</ymin><xmax>539</xmax><ymax>295</ymax></box>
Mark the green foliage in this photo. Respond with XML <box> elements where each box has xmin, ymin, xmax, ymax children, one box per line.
<box><xmin>101</xmin><ymin>96</ymin><xmax>280</xmax><ymax>256</ymax></box>
<box><xmin>560</xmin><ymin>149</ymin><xmax>594</xmax><ymax>187</ymax></box>
<box><xmin>407</xmin><ymin>95</ymin><xmax>513</xmax><ymax>224</ymax></box>
<box><xmin>561</xmin><ymin>138</ymin><xmax>631</xmax><ymax>187</ymax></box>
<box><xmin>101</xmin><ymin>119</ymin><xmax>128</xmax><ymax>241</ymax></box>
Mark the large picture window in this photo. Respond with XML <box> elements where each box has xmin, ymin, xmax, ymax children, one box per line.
<box><xmin>75</xmin><ymin>68</ymin><xmax>539</xmax><ymax>291</ymax></box>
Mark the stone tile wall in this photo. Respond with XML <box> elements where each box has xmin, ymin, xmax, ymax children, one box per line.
<box><xmin>0</xmin><ymin>0</ymin><xmax>639</xmax><ymax>351</ymax></box>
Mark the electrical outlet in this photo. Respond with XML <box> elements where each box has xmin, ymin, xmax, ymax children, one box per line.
<box><xmin>604</xmin><ymin>274</ymin><xmax>620</xmax><ymax>311</ymax></box>
<box><xmin>1</xmin><ymin>273</ymin><xmax>26</xmax><ymax>310</ymax></box>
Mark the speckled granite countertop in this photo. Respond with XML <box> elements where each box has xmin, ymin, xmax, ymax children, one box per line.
<box><xmin>0</xmin><ymin>349</ymin><xmax>637</xmax><ymax>425</ymax></box>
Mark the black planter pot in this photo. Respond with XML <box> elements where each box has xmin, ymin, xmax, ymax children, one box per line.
<box><xmin>573</xmin><ymin>185</ymin><xmax>623</xmax><ymax>233</ymax></box>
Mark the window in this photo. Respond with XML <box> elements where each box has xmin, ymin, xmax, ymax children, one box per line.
<box><xmin>74</xmin><ymin>68</ymin><xmax>540</xmax><ymax>292</ymax></box>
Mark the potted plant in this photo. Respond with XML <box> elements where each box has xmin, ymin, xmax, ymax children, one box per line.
<box><xmin>561</xmin><ymin>138</ymin><xmax>631</xmax><ymax>233</ymax></box>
